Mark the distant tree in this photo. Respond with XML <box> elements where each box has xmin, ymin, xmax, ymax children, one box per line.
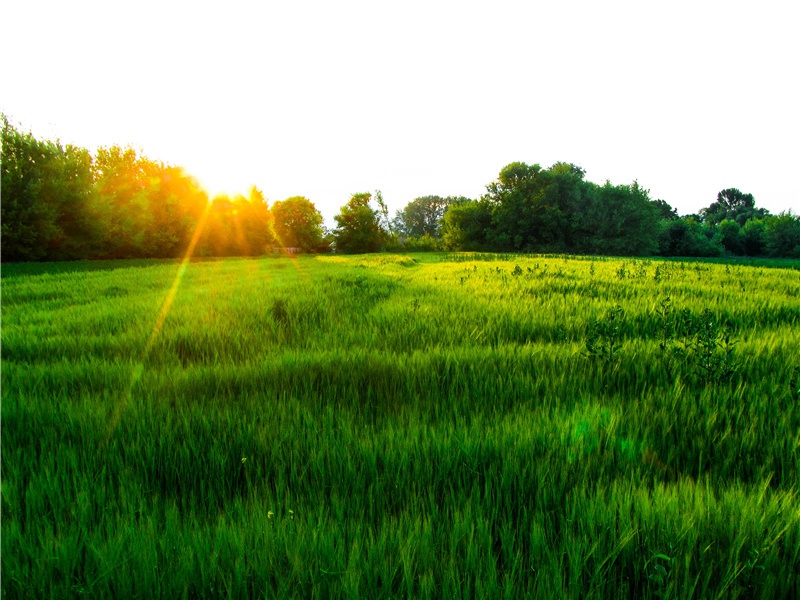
<box><xmin>1</xmin><ymin>115</ymin><xmax>100</xmax><ymax>261</ymax></box>
<box><xmin>658</xmin><ymin>218</ymin><xmax>723</xmax><ymax>257</ymax></box>
<box><xmin>764</xmin><ymin>212</ymin><xmax>800</xmax><ymax>258</ymax></box>
<box><xmin>93</xmin><ymin>146</ymin><xmax>208</xmax><ymax>258</ymax></box>
<box><xmin>572</xmin><ymin>181</ymin><xmax>661</xmax><ymax>256</ymax></box>
<box><xmin>717</xmin><ymin>219</ymin><xmax>744</xmax><ymax>255</ymax></box>
<box><xmin>652</xmin><ymin>199</ymin><xmax>679</xmax><ymax>221</ymax></box>
<box><xmin>393</xmin><ymin>195</ymin><xmax>468</xmax><ymax>238</ymax></box>
<box><xmin>238</xmin><ymin>186</ymin><xmax>277</xmax><ymax>255</ymax></box>
<box><xmin>373</xmin><ymin>190</ymin><xmax>393</xmax><ymax>236</ymax></box>
<box><xmin>440</xmin><ymin>200</ymin><xmax>492</xmax><ymax>251</ymax></box>
<box><xmin>701</xmin><ymin>188</ymin><xmax>770</xmax><ymax>226</ymax></box>
<box><xmin>333</xmin><ymin>192</ymin><xmax>386</xmax><ymax>253</ymax></box>
<box><xmin>271</xmin><ymin>196</ymin><xmax>324</xmax><ymax>252</ymax></box>
<box><xmin>483</xmin><ymin>162</ymin><xmax>585</xmax><ymax>252</ymax></box>
<box><xmin>742</xmin><ymin>218</ymin><xmax>766</xmax><ymax>256</ymax></box>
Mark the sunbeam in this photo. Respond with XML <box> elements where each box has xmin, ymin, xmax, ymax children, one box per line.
<box><xmin>104</xmin><ymin>202</ymin><xmax>213</xmax><ymax>441</ymax></box>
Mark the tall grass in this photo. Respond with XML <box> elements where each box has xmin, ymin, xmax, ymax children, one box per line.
<box><xmin>2</xmin><ymin>253</ymin><xmax>799</xmax><ymax>598</ymax></box>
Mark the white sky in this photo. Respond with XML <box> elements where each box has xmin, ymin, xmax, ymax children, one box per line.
<box><xmin>2</xmin><ymin>0</ymin><xmax>798</xmax><ymax>224</ymax></box>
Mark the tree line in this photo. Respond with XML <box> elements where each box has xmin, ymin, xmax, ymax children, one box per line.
<box><xmin>2</xmin><ymin>115</ymin><xmax>799</xmax><ymax>261</ymax></box>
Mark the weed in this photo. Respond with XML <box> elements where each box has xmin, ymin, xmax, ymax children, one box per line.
<box><xmin>585</xmin><ymin>305</ymin><xmax>625</xmax><ymax>363</ymax></box>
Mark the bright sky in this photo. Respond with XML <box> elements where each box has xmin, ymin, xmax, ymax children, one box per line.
<box><xmin>3</xmin><ymin>0</ymin><xmax>797</xmax><ymax>223</ymax></box>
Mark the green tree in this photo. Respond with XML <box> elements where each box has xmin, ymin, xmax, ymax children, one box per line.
<box><xmin>571</xmin><ymin>181</ymin><xmax>661</xmax><ymax>256</ymax></box>
<box><xmin>701</xmin><ymin>188</ymin><xmax>769</xmax><ymax>226</ymax></box>
<box><xmin>93</xmin><ymin>146</ymin><xmax>209</xmax><ymax>258</ymax></box>
<box><xmin>333</xmin><ymin>192</ymin><xmax>386</xmax><ymax>253</ymax></box>
<box><xmin>658</xmin><ymin>218</ymin><xmax>723</xmax><ymax>257</ymax></box>
<box><xmin>1</xmin><ymin>115</ymin><xmax>100</xmax><ymax>261</ymax></box>
<box><xmin>483</xmin><ymin>162</ymin><xmax>584</xmax><ymax>252</ymax></box>
<box><xmin>742</xmin><ymin>218</ymin><xmax>766</xmax><ymax>256</ymax></box>
<box><xmin>394</xmin><ymin>195</ymin><xmax>469</xmax><ymax>238</ymax></box>
<box><xmin>717</xmin><ymin>219</ymin><xmax>744</xmax><ymax>255</ymax></box>
<box><xmin>764</xmin><ymin>212</ymin><xmax>800</xmax><ymax>258</ymax></box>
<box><xmin>271</xmin><ymin>196</ymin><xmax>324</xmax><ymax>252</ymax></box>
<box><xmin>652</xmin><ymin>199</ymin><xmax>679</xmax><ymax>221</ymax></box>
<box><xmin>440</xmin><ymin>200</ymin><xmax>492</xmax><ymax>251</ymax></box>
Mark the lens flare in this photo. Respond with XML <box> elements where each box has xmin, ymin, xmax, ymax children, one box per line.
<box><xmin>105</xmin><ymin>202</ymin><xmax>213</xmax><ymax>441</ymax></box>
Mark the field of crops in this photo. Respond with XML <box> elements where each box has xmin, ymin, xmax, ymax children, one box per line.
<box><xmin>2</xmin><ymin>253</ymin><xmax>799</xmax><ymax>599</ymax></box>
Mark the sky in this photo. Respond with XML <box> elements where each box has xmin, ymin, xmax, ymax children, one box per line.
<box><xmin>3</xmin><ymin>0</ymin><xmax>798</xmax><ymax>224</ymax></box>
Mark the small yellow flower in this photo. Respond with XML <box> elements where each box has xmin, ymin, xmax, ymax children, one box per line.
<box><xmin>267</xmin><ymin>511</ymin><xmax>274</xmax><ymax>519</ymax></box>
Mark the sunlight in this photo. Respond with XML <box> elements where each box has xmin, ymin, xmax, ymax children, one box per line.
<box><xmin>195</xmin><ymin>172</ymin><xmax>249</xmax><ymax>202</ymax></box>
<box><xmin>104</xmin><ymin>201</ymin><xmax>213</xmax><ymax>442</ymax></box>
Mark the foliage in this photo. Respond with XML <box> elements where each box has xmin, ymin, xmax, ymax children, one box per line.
<box><xmin>701</xmin><ymin>187</ymin><xmax>770</xmax><ymax>226</ymax></box>
<box><xmin>4</xmin><ymin>114</ymin><xmax>798</xmax><ymax>261</ymax></box>
<box><xmin>270</xmin><ymin>196</ymin><xmax>324</xmax><ymax>252</ymax></box>
<box><xmin>332</xmin><ymin>192</ymin><xmax>387</xmax><ymax>253</ymax></box>
<box><xmin>572</xmin><ymin>181</ymin><xmax>661</xmax><ymax>256</ymax></box>
<box><xmin>447</xmin><ymin>162</ymin><xmax>663</xmax><ymax>256</ymax></box>
<box><xmin>440</xmin><ymin>200</ymin><xmax>492</xmax><ymax>251</ymax></box>
<box><xmin>764</xmin><ymin>212</ymin><xmax>800</xmax><ymax>258</ymax></box>
<box><xmin>657</xmin><ymin>218</ymin><xmax>723</xmax><ymax>257</ymax></box>
<box><xmin>393</xmin><ymin>195</ymin><xmax>470</xmax><ymax>238</ymax></box>
<box><xmin>1</xmin><ymin>115</ymin><xmax>100</xmax><ymax>261</ymax></box>
<box><xmin>93</xmin><ymin>146</ymin><xmax>209</xmax><ymax>258</ymax></box>
<box><xmin>196</xmin><ymin>188</ymin><xmax>276</xmax><ymax>257</ymax></box>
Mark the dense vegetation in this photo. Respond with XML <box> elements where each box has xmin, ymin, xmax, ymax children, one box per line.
<box><xmin>438</xmin><ymin>162</ymin><xmax>800</xmax><ymax>258</ymax></box>
<box><xmin>4</xmin><ymin>115</ymin><xmax>799</xmax><ymax>262</ymax></box>
<box><xmin>3</xmin><ymin>253</ymin><xmax>799</xmax><ymax>598</ymax></box>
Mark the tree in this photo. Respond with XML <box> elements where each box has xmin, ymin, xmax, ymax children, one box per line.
<box><xmin>1</xmin><ymin>115</ymin><xmax>100</xmax><ymax>261</ymax></box>
<box><xmin>393</xmin><ymin>195</ymin><xmax>470</xmax><ymax>239</ymax></box>
<box><xmin>701</xmin><ymin>188</ymin><xmax>769</xmax><ymax>226</ymax></box>
<box><xmin>482</xmin><ymin>162</ymin><xmax>585</xmax><ymax>252</ymax></box>
<box><xmin>333</xmin><ymin>192</ymin><xmax>386</xmax><ymax>253</ymax></box>
<box><xmin>717</xmin><ymin>219</ymin><xmax>744</xmax><ymax>255</ymax></box>
<box><xmin>742</xmin><ymin>219</ymin><xmax>766</xmax><ymax>256</ymax></box>
<box><xmin>440</xmin><ymin>200</ymin><xmax>492</xmax><ymax>251</ymax></box>
<box><xmin>93</xmin><ymin>146</ymin><xmax>209</xmax><ymax>258</ymax></box>
<box><xmin>764</xmin><ymin>212</ymin><xmax>800</xmax><ymax>258</ymax></box>
<box><xmin>571</xmin><ymin>181</ymin><xmax>661</xmax><ymax>256</ymax></box>
<box><xmin>373</xmin><ymin>190</ymin><xmax>393</xmax><ymax>236</ymax></box>
<box><xmin>652</xmin><ymin>199</ymin><xmax>679</xmax><ymax>221</ymax></box>
<box><xmin>271</xmin><ymin>196</ymin><xmax>324</xmax><ymax>252</ymax></box>
<box><xmin>658</xmin><ymin>218</ymin><xmax>723</xmax><ymax>257</ymax></box>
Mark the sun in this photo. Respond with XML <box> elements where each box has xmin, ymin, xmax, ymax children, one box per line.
<box><xmin>194</xmin><ymin>173</ymin><xmax>248</xmax><ymax>200</ymax></box>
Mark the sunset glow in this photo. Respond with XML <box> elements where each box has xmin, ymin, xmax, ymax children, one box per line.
<box><xmin>2</xmin><ymin>1</ymin><xmax>796</xmax><ymax>222</ymax></box>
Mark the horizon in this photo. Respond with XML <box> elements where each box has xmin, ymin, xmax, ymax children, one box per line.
<box><xmin>3</xmin><ymin>1</ymin><xmax>797</xmax><ymax>224</ymax></box>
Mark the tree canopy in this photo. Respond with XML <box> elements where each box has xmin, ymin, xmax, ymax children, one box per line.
<box><xmin>3</xmin><ymin>113</ymin><xmax>798</xmax><ymax>261</ymax></box>
<box><xmin>332</xmin><ymin>192</ymin><xmax>387</xmax><ymax>253</ymax></box>
<box><xmin>271</xmin><ymin>196</ymin><xmax>324</xmax><ymax>252</ymax></box>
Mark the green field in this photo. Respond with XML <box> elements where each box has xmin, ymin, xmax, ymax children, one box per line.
<box><xmin>2</xmin><ymin>253</ymin><xmax>799</xmax><ymax>599</ymax></box>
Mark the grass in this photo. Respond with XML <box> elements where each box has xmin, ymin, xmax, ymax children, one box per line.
<box><xmin>2</xmin><ymin>252</ymin><xmax>800</xmax><ymax>598</ymax></box>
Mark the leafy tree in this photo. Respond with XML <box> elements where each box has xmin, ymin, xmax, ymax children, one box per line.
<box><xmin>393</xmin><ymin>195</ymin><xmax>469</xmax><ymax>238</ymax></box>
<box><xmin>717</xmin><ymin>219</ymin><xmax>744</xmax><ymax>255</ymax></box>
<box><xmin>373</xmin><ymin>190</ymin><xmax>393</xmax><ymax>236</ymax></box>
<box><xmin>764</xmin><ymin>212</ymin><xmax>800</xmax><ymax>258</ymax></box>
<box><xmin>742</xmin><ymin>218</ymin><xmax>766</xmax><ymax>256</ymax></box>
<box><xmin>658</xmin><ymin>218</ymin><xmax>723</xmax><ymax>257</ymax></box>
<box><xmin>93</xmin><ymin>146</ymin><xmax>208</xmax><ymax>258</ymax></box>
<box><xmin>652</xmin><ymin>199</ymin><xmax>679</xmax><ymax>221</ymax></box>
<box><xmin>440</xmin><ymin>200</ymin><xmax>492</xmax><ymax>251</ymax></box>
<box><xmin>333</xmin><ymin>192</ymin><xmax>386</xmax><ymax>253</ymax></box>
<box><xmin>238</xmin><ymin>187</ymin><xmax>277</xmax><ymax>255</ymax></box>
<box><xmin>1</xmin><ymin>115</ymin><xmax>100</xmax><ymax>261</ymax></box>
<box><xmin>701</xmin><ymin>188</ymin><xmax>769</xmax><ymax>226</ymax></box>
<box><xmin>483</xmin><ymin>162</ymin><xmax>585</xmax><ymax>252</ymax></box>
<box><xmin>271</xmin><ymin>196</ymin><xmax>324</xmax><ymax>252</ymax></box>
<box><xmin>571</xmin><ymin>181</ymin><xmax>661</xmax><ymax>256</ymax></box>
